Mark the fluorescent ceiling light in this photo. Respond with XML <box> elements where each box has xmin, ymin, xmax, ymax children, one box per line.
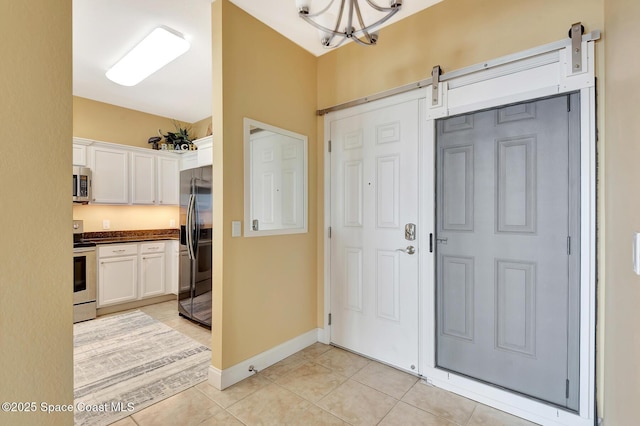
<box><xmin>106</xmin><ymin>26</ymin><xmax>190</xmax><ymax>86</ymax></box>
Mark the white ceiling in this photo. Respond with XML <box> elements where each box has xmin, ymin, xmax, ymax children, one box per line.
<box><xmin>73</xmin><ymin>0</ymin><xmax>442</xmax><ymax>124</ymax></box>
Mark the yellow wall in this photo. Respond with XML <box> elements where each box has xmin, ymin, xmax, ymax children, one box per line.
<box><xmin>192</xmin><ymin>116</ymin><xmax>213</xmax><ymax>140</ymax></box>
<box><xmin>212</xmin><ymin>0</ymin><xmax>318</xmax><ymax>369</ymax></box>
<box><xmin>72</xmin><ymin>205</ymin><xmax>178</xmax><ymax>232</ymax></box>
<box><xmin>0</xmin><ymin>1</ymin><xmax>73</xmax><ymax>425</ymax></box>
<box><xmin>74</xmin><ymin>96</ymin><xmax>178</xmax><ymax>148</ymax></box>
<box><xmin>603</xmin><ymin>0</ymin><xmax>640</xmax><ymax>423</ymax></box>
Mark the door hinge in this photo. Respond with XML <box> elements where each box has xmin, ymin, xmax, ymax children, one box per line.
<box><xmin>328</xmin><ymin>140</ymin><xmax>332</xmax><ymax>153</ymax></box>
<box><xmin>567</xmin><ymin>236</ymin><xmax>571</xmax><ymax>255</ymax></box>
<box><xmin>328</xmin><ymin>226</ymin><xmax>332</xmax><ymax>238</ymax></box>
<box><xmin>429</xmin><ymin>233</ymin><xmax>434</xmax><ymax>253</ymax></box>
<box><xmin>328</xmin><ymin>313</ymin><xmax>332</xmax><ymax>326</ymax></box>
<box><xmin>566</xmin><ymin>379</ymin><xmax>570</xmax><ymax>398</ymax></box>
<box><xmin>567</xmin><ymin>95</ymin><xmax>571</xmax><ymax>112</ymax></box>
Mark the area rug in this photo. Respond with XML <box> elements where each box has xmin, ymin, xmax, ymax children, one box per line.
<box><xmin>74</xmin><ymin>310</ymin><xmax>211</xmax><ymax>426</ymax></box>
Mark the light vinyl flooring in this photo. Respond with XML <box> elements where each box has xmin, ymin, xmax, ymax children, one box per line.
<box><xmin>104</xmin><ymin>301</ymin><xmax>536</xmax><ymax>426</ymax></box>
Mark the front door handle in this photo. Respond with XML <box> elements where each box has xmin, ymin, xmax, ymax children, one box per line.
<box><xmin>396</xmin><ymin>246</ymin><xmax>416</xmax><ymax>255</ymax></box>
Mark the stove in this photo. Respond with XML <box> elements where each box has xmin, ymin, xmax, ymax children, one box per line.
<box><xmin>73</xmin><ymin>220</ymin><xmax>96</xmax><ymax>323</ymax></box>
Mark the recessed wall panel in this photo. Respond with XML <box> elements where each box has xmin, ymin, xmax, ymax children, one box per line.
<box><xmin>496</xmin><ymin>260</ymin><xmax>536</xmax><ymax>356</ymax></box>
<box><xmin>261</xmin><ymin>172</ymin><xmax>275</xmax><ymax>224</ymax></box>
<box><xmin>442</xmin><ymin>146</ymin><xmax>474</xmax><ymax>231</ymax></box>
<box><xmin>443</xmin><ymin>115</ymin><xmax>474</xmax><ymax>133</ymax></box>
<box><xmin>441</xmin><ymin>256</ymin><xmax>474</xmax><ymax>340</ymax></box>
<box><xmin>262</xmin><ymin>149</ymin><xmax>274</xmax><ymax>163</ymax></box>
<box><xmin>345</xmin><ymin>248</ymin><xmax>363</xmax><ymax>312</ymax></box>
<box><xmin>376</xmin><ymin>250</ymin><xmax>400</xmax><ymax>322</ymax></box>
<box><xmin>376</xmin><ymin>155</ymin><xmax>400</xmax><ymax>228</ymax></box>
<box><xmin>282</xmin><ymin>143</ymin><xmax>297</xmax><ymax>160</ymax></box>
<box><xmin>281</xmin><ymin>169</ymin><xmax>297</xmax><ymax>225</ymax></box>
<box><xmin>344</xmin><ymin>130</ymin><xmax>363</xmax><ymax>150</ymax></box>
<box><xmin>344</xmin><ymin>161</ymin><xmax>363</xmax><ymax>227</ymax></box>
<box><xmin>497</xmin><ymin>103</ymin><xmax>536</xmax><ymax>124</ymax></box>
<box><xmin>376</xmin><ymin>122</ymin><xmax>401</xmax><ymax>144</ymax></box>
<box><xmin>497</xmin><ymin>137</ymin><xmax>537</xmax><ymax>233</ymax></box>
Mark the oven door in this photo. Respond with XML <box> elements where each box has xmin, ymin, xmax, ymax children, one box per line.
<box><xmin>73</xmin><ymin>249</ymin><xmax>96</xmax><ymax>305</ymax></box>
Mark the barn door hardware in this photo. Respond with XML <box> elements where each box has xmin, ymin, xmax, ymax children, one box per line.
<box><xmin>569</xmin><ymin>22</ymin><xmax>585</xmax><ymax>74</ymax></box>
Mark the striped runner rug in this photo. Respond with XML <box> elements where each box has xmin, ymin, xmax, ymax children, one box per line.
<box><xmin>74</xmin><ymin>310</ymin><xmax>211</xmax><ymax>425</ymax></box>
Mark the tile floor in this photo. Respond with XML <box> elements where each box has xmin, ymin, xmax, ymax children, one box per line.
<box><xmin>104</xmin><ymin>301</ymin><xmax>537</xmax><ymax>425</ymax></box>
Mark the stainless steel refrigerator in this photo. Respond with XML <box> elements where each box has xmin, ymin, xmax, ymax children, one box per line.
<box><xmin>179</xmin><ymin>165</ymin><xmax>212</xmax><ymax>328</ymax></box>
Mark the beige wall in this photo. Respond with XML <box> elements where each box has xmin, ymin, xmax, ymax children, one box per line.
<box><xmin>603</xmin><ymin>0</ymin><xmax>640</xmax><ymax>423</ymax></box>
<box><xmin>72</xmin><ymin>205</ymin><xmax>178</xmax><ymax>232</ymax></box>
<box><xmin>212</xmin><ymin>0</ymin><xmax>318</xmax><ymax>369</ymax></box>
<box><xmin>0</xmin><ymin>1</ymin><xmax>73</xmax><ymax>425</ymax></box>
<box><xmin>192</xmin><ymin>116</ymin><xmax>213</xmax><ymax>140</ymax></box>
<box><xmin>74</xmin><ymin>96</ymin><xmax>178</xmax><ymax>148</ymax></box>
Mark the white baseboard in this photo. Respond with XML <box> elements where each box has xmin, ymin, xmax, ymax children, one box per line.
<box><xmin>207</xmin><ymin>328</ymin><xmax>321</xmax><ymax>390</ymax></box>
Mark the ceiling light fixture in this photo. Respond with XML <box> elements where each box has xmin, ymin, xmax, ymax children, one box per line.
<box><xmin>296</xmin><ymin>0</ymin><xmax>402</xmax><ymax>48</ymax></box>
<box><xmin>106</xmin><ymin>26</ymin><xmax>190</xmax><ymax>87</ymax></box>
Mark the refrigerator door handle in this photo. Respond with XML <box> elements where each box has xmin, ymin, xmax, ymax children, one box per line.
<box><xmin>186</xmin><ymin>193</ymin><xmax>196</xmax><ymax>260</ymax></box>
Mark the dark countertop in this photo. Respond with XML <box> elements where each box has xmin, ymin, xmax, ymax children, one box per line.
<box><xmin>82</xmin><ymin>229</ymin><xmax>179</xmax><ymax>245</ymax></box>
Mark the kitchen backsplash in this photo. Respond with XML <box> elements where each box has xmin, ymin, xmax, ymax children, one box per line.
<box><xmin>73</xmin><ymin>204</ymin><xmax>179</xmax><ymax>232</ymax></box>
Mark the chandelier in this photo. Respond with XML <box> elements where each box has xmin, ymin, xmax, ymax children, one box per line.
<box><xmin>296</xmin><ymin>0</ymin><xmax>403</xmax><ymax>48</ymax></box>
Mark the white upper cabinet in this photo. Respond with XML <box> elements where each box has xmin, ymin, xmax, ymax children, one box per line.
<box><xmin>131</xmin><ymin>152</ymin><xmax>156</xmax><ymax>204</ymax></box>
<box><xmin>157</xmin><ymin>156</ymin><xmax>179</xmax><ymax>205</ymax></box>
<box><xmin>82</xmin><ymin>139</ymin><xmax>181</xmax><ymax>205</ymax></box>
<box><xmin>73</xmin><ymin>137</ymin><xmax>93</xmax><ymax>166</ymax></box>
<box><xmin>91</xmin><ymin>145</ymin><xmax>129</xmax><ymax>204</ymax></box>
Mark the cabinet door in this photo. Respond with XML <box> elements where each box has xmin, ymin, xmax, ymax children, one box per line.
<box><xmin>140</xmin><ymin>252</ymin><xmax>165</xmax><ymax>298</ymax></box>
<box><xmin>91</xmin><ymin>146</ymin><xmax>129</xmax><ymax>204</ymax></box>
<box><xmin>73</xmin><ymin>144</ymin><xmax>87</xmax><ymax>166</ymax></box>
<box><xmin>132</xmin><ymin>152</ymin><xmax>156</xmax><ymax>204</ymax></box>
<box><xmin>98</xmin><ymin>255</ymin><xmax>137</xmax><ymax>306</ymax></box>
<box><xmin>165</xmin><ymin>240</ymin><xmax>179</xmax><ymax>295</ymax></box>
<box><xmin>157</xmin><ymin>156</ymin><xmax>179</xmax><ymax>205</ymax></box>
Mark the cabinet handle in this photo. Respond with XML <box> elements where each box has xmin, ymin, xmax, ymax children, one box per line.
<box><xmin>113</xmin><ymin>249</ymin><xmax>126</xmax><ymax>253</ymax></box>
<box><xmin>148</xmin><ymin>246</ymin><xmax>159</xmax><ymax>250</ymax></box>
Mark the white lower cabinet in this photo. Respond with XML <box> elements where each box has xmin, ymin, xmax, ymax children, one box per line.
<box><xmin>98</xmin><ymin>240</ymin><xmax>176</xmax><ymax>307</ymax></box>
<box><xmin>140</xmin><ymin>243</ymin><xmax>165</xmax><ymax>298</ymax></box>
<box><xmin>98</xmin><ymin>244</ymin><xmax>138</xmax><ymax>307</ymax></box>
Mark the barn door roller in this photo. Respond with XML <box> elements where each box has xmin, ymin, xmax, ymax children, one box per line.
<box><xmin>569</xmin><ymin>22</ymin><xmax>585</xmax><ymax>73</ymax></box>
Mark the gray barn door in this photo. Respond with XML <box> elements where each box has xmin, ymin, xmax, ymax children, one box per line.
<box><xmin>435</xmin><ymin>94</ymin><xmax>580</xmax><ymax>410</ymax></box>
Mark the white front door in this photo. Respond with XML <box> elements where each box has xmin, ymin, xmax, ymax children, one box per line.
<box><xmin>329</xmin><ymin>98</ymin><xmax>420</xmax><ymax>371</ymax></box>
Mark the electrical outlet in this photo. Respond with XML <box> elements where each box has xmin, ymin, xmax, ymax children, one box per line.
<box><xmin>170</xmin><ymin>219</ymin><xmax>176</xmax><ymax>227</ymax></box>
<box><xmin>102</xmin><ymin>219</ymin><xmax>110</xmax><ymax>230</ymax></box>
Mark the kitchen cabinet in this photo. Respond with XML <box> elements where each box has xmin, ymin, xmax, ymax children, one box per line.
<box><xmin>90</xmin><ymin>145</ymin><xmax>129</xmax><ymax>204</ymax></box>
<box><xmin>131</xmin><ymin>152</ymin><xmax>156</xmax><ymax>204</ymax></box>
<box><xmin>157</xmin><ymin>156</ymin><xmax>179</xmax><ymax>205</ymax></box>
<box><xmin>180</xmin><ymin>136</ymin><xmax>212</xmax><ymax>171</ymax></box>
<box><xmin>73</xmin><ymin>138</ymin><xmax>93</xmax><ymax>166</ymax></box>
<box><xmin>139</xmin><ymin>242</ymin><xmax>165</xmax><ymax>298</ymax></box>
<box><xmin>97</xmin><ymin>244</ymin><xmax>138</xmax><ymax>307</ymax></box>
<box><xmin>166</xmin><ymin>240</ymin><xmax>179</xmax><ymax>295</ymax></box>
<box><xmin>87</xmin><ymin>141</ymin><xmax>179</xmax><ymax>206</ymax></box>
<box><xmin>97</xmin><ymin>240</ymin><xmax>177</xmax><ymax>307</ymax></box>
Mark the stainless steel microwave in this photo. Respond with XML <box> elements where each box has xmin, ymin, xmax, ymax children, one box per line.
<box><xmin>73</xmin><ymin>167</ymin><xmax>91</xmax><ymax>203</ymax></box>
